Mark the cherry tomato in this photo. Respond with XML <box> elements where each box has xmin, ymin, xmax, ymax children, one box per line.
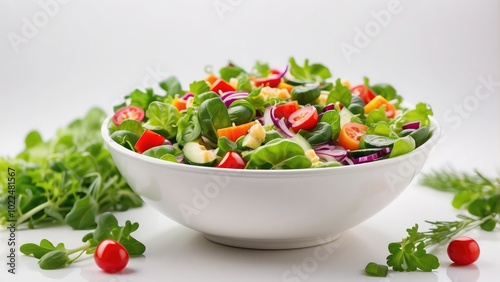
<box><xmin>447</xmin><ymin>237</ymin><xmax>480</xmax><ymax>265</ymax></box>
<box><xmin>364</xmin><ymin>95</ymin><xmax>396</xmax><ymax>118</ymax></box>
<box><xmin>288</xmin><ymin>106</ymin><xmax>319</xmax><ymax>132</ymax></box>
<box><xmin>134</xmin><ymin>130</ymin><xmax>166</xmax><ymax>153</ymax></box>
<box><xmin>217</xmin><ymin>151</ymin><xmax>246</xmax><ymax>169</ymax></box>
<box><xmin>112</xmin><ymin>106</ymin><xmax>145</xmax><ymax>126</ymax></box>
<box><xmin>351</xmin><ymin>85</ymin><xmax>376</xmax><ymax>104</ymax></box>
<box><xmin>211</xmin><ymin>79</ymin><xmax>235</xmax><ymax>94</ymax></box>
<box><xmin>274</xmin><ymin>101</ymin><xmax>300</xmax><ymax>119</ymax></box>
<box><xmin>337</xmin><ymin>123</ymin><xmax>368</xmax><ymax>151</ymax></box>
<box><xmin>94</xmin><ymin>239</ymin><xmax>129</xmax><ymax>273</ymax></box>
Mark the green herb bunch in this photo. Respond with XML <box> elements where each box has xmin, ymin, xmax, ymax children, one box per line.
<box><xmin>0</xmin><ymin>108</ymin><xmax>142</xmax><ymax>230</ymax></box>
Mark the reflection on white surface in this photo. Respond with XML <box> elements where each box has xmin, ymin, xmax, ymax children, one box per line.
<box><xmin>446</xmin><ymin>263</ymin><xmax>480</xmax><ymax>282</ymax></box>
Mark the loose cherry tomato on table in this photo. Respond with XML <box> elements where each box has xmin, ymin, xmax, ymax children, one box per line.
<box><xmin>112</xmin><ymin>106</ymin><xmax>145</xmax><ymax>126</ymax></box>
<box><xmin>288</xmin><ymin>106</ymin><xmax>319</xmax><ymax>132</ymax></box>
<box><xmin>351</xmin><ymin>85</ymin><xmax>376</xmax><ymax>104</ymax></box>
<box><xmin>94</xmin><ymin>239</ymin><xmax>129</xmax><ymax>273</ymax></box>
<box><xmin>217</xmin><ymin>151</ymin><xmax>246</xmax><ymax>169</ymax></box>
<box><xmin>447</xmin><ymin>237</ymin><xmax>480</xmax><ymax>265</ymax></box>
<box><xmin>337</xmin><ymin>123</ymin><xmax>368</xmax><ymax>151</ymax></box>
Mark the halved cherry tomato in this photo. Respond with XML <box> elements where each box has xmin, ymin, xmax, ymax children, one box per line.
<box><xmin>364</xmin><ymin>95</ymin><xmax>396</xmax><ymax>118</ymax></box>
<box><xmin>217</xmin><ymin>151</ymin><xmax>246</xmax><ymax>169</ymax></box>
<box><xmin>134</xmin><ymin>130</ymin><xmax>166</xmax><ymax>153</ymax></box>
<box><xmin>288</xmin><ymin>106</ymin><xmax>319</xmax><ymax>132</ymax></box>
<box><xmin>94</xmin><ymin>239</ymin><xmax>129</xmax><ymax>273</ymax></box>
<box><xmin>217</xmin><ymin>121</ymin><xmax>256</xmax><ymax>142</ymax></box>
<box><xmin>211</xmin><ymin>78</ymin><xmax>235</xmax><ymax>94</ymax></box>
<box><xmin>112</xmin><ymin>106</ymin><xmax>144</xmax><ymax>126</ymax></box>
<box><xmin>447</xmin><ymin>237</ymin><xmax>480</xmax><ymax>265</ymax></box>
<box><xmin>351</xmin><ymin>85</ymin><xmax>376</xmax><ymax>104</ymax></box>
<box><xmin>274</xmin><ymin>101</ymin><xmax>299</xmax><ymax>119</ymax></box>
<box><xmin>172</xmin><ymin>97</ymin><xmax>187</xmax><ymax>111</ymax></box>
<box><xmin>337</xmin><ymin>123</ymin><xmax>368</xmax><ymax>151</ymax></box>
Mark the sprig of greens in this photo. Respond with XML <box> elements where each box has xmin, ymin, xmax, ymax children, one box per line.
<box><xmin>365</xmin><ymin>168</ymin><xmax>499</xmax><ymax>277</ymax></box>
<box><xmin>0</xmin><ymin>108</ymin><xmax>142</xmax><ymax>230</ymax></box>
<box><xmin>20</xmin><ymin>212</ymin><xmax>145</xmax><ymax>269</ymax></box>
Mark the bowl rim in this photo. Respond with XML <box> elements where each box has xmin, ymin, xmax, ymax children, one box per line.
<box><xmin>101</xmin><ymin>114</ymin><xmax>440</xmax><ymax>176</ymax></box>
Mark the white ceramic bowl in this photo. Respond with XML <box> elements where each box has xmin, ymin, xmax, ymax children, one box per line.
<box><xmin>101</xmin><ymin>116</ymin><xmax>440</xmax><ymax>249</ymax></box>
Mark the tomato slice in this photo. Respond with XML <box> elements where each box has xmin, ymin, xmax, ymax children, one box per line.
<box><xmin>94</xmin><ymin>239</ymin><xmax>129</xmax><ymax>273</ymax></box>
<box><xmin>211</xmin><ymin>78</ymin><xmax>235</xmax><ymax>94</ymax></box>
<box><xmin>351</xmin><ymin>85</ymin><xmax>376</xmax><ymax>104</ymax></box>
<box><xmin>288</xmin><ymin>106</ymin><xmax>319</xmax><ymax>132</ymax></box>
<box><xmin>217</xmin><ymin>151</ymin><xmax>246</xmax><ymax>169</ymax></box>
<box><xmin>274</xmin><ymin>101</ymin><xmax>300</xmax><ymax>119</ymax></box>
<box><xmin>112</xmin><ymin>106</ymin><xmax>145</xmax><ymax>126</ymax></box>
<box><xmin>337</xmin><ymin>123</ymin><xmax>368</xmax><ymax>151</ymax></box>
<box><xmin>254</xmin><ymin>76</ymin><xmax>281</xmax><ymax>88</ymax></box>
<box><xmin>134</xmin><ymin>130</ymin><xmax>166</xmax><ymax>153</ymax></box>
<box><xmin>364</xmin><ymin>95</ymin><xmax>396</xmax><ymax>118</ymax></box>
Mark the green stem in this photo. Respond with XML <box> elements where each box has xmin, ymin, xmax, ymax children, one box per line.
<box><xmin>66</xmin><ymin>241</ymin><xmax>91</xmax><ymax>256</ymax></box>
<box><xmin>16</xmin><ymin>201</ymin><xmax>52</xmax><ymax>225</ymax></box>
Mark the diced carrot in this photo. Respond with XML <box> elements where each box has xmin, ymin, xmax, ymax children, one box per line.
<box><xmin>172</xmin><ymin>97</ymin><xmax>187</xmax><ymax>111</ymax></box>
<box><xmin>217</xmin><ymin>121</ymin><xmax>257</xmax><ymax>142</ymax></box>
<box><xmin>205</xmin><ymin>74</ymin><xmax>219</xmax><ymax>85</ymax></box>
<box><xmin>277</xmin><ymin>82</ymin><xmax>294</xmax><ymax>93</ymax></box>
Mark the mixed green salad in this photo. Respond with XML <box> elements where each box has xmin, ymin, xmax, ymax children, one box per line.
<box><xmin>108</xmin><ymin>57</ymin><xmax>434</xmax><ymax>169</ymax></box>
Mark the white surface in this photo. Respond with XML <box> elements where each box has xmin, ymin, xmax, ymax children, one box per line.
<box><xmin>0</xmin><ymin>0</ymin><xmax>499</xmax><ymax>281</ymax></box>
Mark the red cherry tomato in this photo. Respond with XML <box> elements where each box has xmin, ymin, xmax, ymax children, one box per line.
<box><xmin>274</xmin><ymin>101</ymin><xmax>300</xmax><ymax>119</ymax></box>
<box><xmin>288</xmin><ymin>106</ymin><xmax>319</xmax><ymax>132</ymax></box>
<box><xmin>134</xmin><ymin>130</ymin><xmax>166</xmax><ymax>153</ymax></box>
<box><xmin>211</xmin><ymin>79</ymin><xmax>235</xmax><ymax>94</ymax></box>
<box><xmin>217</xmin><ymin>151</ymin><xmax>246</xmax><ymax>169</ymax></box>
<box><xmin>447</xmin><ymin>237</ymin><xmax>480</xmax><ymax>265</ymax></box>
<box><xmin>112</xmin><ymin>106</ymin><xmax>145</xmax><ymax>126</ymax></box>
<box><xmin>351</xmin><ymin>85</ymin><xmax>376</xmax><ymax>104</ymax></box>
<box><xmin>94</xmin><ymin>239</ymin><xmax>129</xmax><ymax>273</ymax></box>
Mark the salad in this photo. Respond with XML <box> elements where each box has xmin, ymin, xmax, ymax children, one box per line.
<box><xmin>108</xmin><ymin>57</ymin><xmax>434</xmax><ymax>169</ymax></box>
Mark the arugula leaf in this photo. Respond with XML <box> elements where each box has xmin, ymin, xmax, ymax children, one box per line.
<box><xmin>252</xmin><ymin>61</ymin><xmax>270</xmax><ymax>78</ymax></box>
<box><xmin>326</xmin><ymin>79</ymin><xmax>352</xmax><ymax>107</ymax></box>
<box><xmin>189</xmin><ymin>80</ymin><xmax>211</xmax><ymax>95</ymax></box>
<box><xmin>288</xmin><ymin>57</ymin><xmax>331</xmax><ymax>83</ymax></box>
<box><xmin>219</xmin><ymin>65</ymin><xmax>246</xmax><ymax>81</ymax></box>
<box><xmin>159</xmin><ymin>76</ymin><xmax>183</xmax><ymax>97</ymax></box>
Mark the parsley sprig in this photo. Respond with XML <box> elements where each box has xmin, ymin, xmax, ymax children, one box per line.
<box><xmin>366</xmin><ymin>168</ymin><xmax>499</xmax><ymax>277</ymax></box>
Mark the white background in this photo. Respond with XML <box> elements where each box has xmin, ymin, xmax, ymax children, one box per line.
<box><xmin>0</xmin><ymin>0</ymin><xmax>499</xmax><ymax>281</ymax></box>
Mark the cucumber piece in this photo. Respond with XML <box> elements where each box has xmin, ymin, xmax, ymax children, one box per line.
<box><xmin>290</xmin><ymin>133</ymin><xmax>312</xmax><ymax>152</ymax></box>
<box><xmin>339</xmin><ymin>107</ymin><xmax>355</xmax><ymax>128</ymax></box>
<box><xmin>182</xmin><ymin>141</ymin><xmax>216</xmax><ymax>166</ymax></box>
<box><xmin>347</xmin><ymin>148</ymin><xmax>383</xmax><ymax>158</ymax></box>
<box><xmin>360</xmin><ymin>135</ymin><xmax>396</xmax><ymax>149</ymax></box>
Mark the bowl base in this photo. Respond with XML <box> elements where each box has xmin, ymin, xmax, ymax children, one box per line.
<box><xmin>203</xmin><ymin>233</ymin><xmax>342</xmax><ymax>250</ymax></box>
